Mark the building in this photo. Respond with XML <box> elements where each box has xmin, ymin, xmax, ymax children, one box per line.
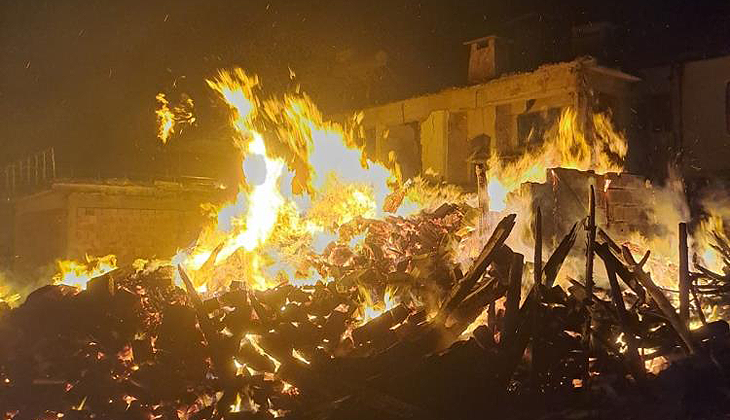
<box><xmin>1</xmin><ymin>149</ymin><xmax>224</xmax><ymax>272</ymax></box>
<box><xmin>357</xmin><ymin>36</ymin><xmax>641</xmax><ymax>188</ymax></box>
<box><xmin>639</xmin><ymin>55</ymin><xmax>730</xmax><ymax>183</ymax></box>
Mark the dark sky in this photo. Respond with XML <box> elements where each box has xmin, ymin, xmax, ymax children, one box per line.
<box><xmin>2</xmin><ymin>0</ymin><xmax>729</xmax><ymax>179</ymax></box>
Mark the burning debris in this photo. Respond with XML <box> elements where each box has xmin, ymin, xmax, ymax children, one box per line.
<box><xmin>3</xmin><ymin>208</ymin><xmax>730</xmax><ymax>419</ymax></box>
<box><xmin>3</xmin><ymin>67</ymin><xmax>730</xmax><ymax>419</ymax></box>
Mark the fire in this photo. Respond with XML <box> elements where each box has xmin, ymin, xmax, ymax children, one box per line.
<box><xmin>695</xmin><ymin>214</ymin><xmax>729</xmax><ymax>273</ymax></box>
<box><xmin>486</xmin><ymin>108</ymin><xmax>627</xmax><ymax>211</ymax></box>
<box><xmin>155</xmin><ymin>93</ymin><xmax>174</xmax><ymax>144</ymax></box>
<box><xmin>155</xmin><ymin>92</ymin><xmax>195</xmax><ymax>144</ymax></box>
<box><xmin>53</xmin><ymin>254</ymin><xmax>117</xmax><ymax>289</ymax></box>
<box><xmin>359</xmin><ymin>287</ymin><xmax>398</xmax><ymax>325</ymax></box>
<box><xmin>0</xmin><ymin>278</ymin><xmax>21</xmax><ymax>308</ymax></box>
<box><xmin>175</xmin><ymin>69</ymin><xmax>404</xmax><ymax>291</ymax></box>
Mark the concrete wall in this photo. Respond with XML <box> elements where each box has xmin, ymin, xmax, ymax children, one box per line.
<box><xmin>528</xmin><ymin>168</ymin><xmax>654</xmax><ymax>247</ymax></box>
<box><xmin>681</xmin><ymin>56</ymin><xmax>730</xmax><ymax>178</ymax></box>
<box><xmin>11</xmin><ymin>181</ymin><xmax>222</xmax><ymax>271</ymax></box>
<box><xmin>640</xmin><ymin>55</ymin><xmax>730</xmax><ymax>181</ymax></box>
<box><xmin>12</xmin><ymin>189</ymin><xmax>68</xmax><ymax>271</ymax></box>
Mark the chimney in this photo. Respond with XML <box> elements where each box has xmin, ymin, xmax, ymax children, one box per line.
<box><xmin>464</xmin><ymin>36</ymin><xmax>510</xmax><ymax>84</ymax></box>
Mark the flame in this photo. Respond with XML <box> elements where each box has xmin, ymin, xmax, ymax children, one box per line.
<box><xmin>695</xmin><ymin>214</ymin><xmax>729</xmax><ymax>273</ymax></box>
<box><xmin>229</xmin><ymin>393</ymin><xmax>242</xmax><ymax>413</ymax></box>
<box><xmin>155</xmin><ymin>92</ymin><xmax>195</xmax><ymax>144</ymax></box>
<box><xmin>358</xmin><ymin>287</ymin><xmax>398</xmax><ymax>325</ymax></box>
<box><xmin>486</xmin><ymin>108</ymin><xmax>627</xmax><ymax>211</ymax></box>
<box><xmin>53</xmin><ymin>254</ymin><xmax>117</xmax><ymax>289</ymax></box>
<box><xmin>0</xmin><ymin>277</ymin><xmax>21</xmax><ymax>308</ymax></box>
<box><xmin>155</xmin><ymin>93</ymin><xmax>174</xmax><ymax>144</ymax></box>
<box><xmin>175</xmin><ymin>69</ymin><xmax>405</xmax><ymax>291</ymax></box>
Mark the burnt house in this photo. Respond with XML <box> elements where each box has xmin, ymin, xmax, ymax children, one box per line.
<box><xmin>356</xmin><ymin>36</ymin><xmax>641</xmax><ymax>188</ymax></box>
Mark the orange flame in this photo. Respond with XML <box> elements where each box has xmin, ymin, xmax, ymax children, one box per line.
<box><xmin>175</xmin><ymin>69</ymin><xmax>405</xmax><ymax>291</ymax></box>
<box><xmin>486</xmin><ymin>108</ymin><xmax>627</xmax><ymax>211</ymax></box>
<box><xmin>53</xmin><ymin>254</ymin><xmax>117</xmax><ymax>289</ymax></box>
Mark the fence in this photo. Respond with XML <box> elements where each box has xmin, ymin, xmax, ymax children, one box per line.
<box><xmin>2</xmin><ymin>148</ymin><xmax>57</xmax><ymax>198</ymax></box>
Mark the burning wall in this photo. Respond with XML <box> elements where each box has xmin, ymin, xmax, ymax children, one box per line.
<box><xmin>356</xmin><ymin>57</ymin><xmax>641</xmax><ymax>188</ymax></box>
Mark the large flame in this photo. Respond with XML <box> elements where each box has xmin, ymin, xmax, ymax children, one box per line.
<box><xmin>174</xmin><ymin>69</ymin><xmax>402</xmax><ymax>291</ymax></box>
<box><xmin>486</xmin><ymin>108</ymin><xmax>627</xmax><ymax>211</ymax></box>
<box><xmin>54</xmin><ymin>66</ymin><xmax>730</xmax><ymax>328</ymax></box>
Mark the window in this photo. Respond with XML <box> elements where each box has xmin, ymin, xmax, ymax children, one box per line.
<box><xmin>517</xmin><ymin>107</ymin><xmax>561</xmax><ymax>146</ymax></box>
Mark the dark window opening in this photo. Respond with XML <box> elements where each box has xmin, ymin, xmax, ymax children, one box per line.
<box><xmin>517</xmin><ymin>107</ymin><xmax>561</xmax><ymax>146</ymax></box>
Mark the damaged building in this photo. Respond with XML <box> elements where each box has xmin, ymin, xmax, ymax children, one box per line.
<box><xmin>358</xmin><ymin>35</ymin><xmax>641</xmax><ymax>186</ymax></box>
<box><xmin>1</xmin><ymin>148</ymin><xmax>224</xmax><ymax>271</ymax></box>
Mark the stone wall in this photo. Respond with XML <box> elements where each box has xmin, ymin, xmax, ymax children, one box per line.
<box><xmin>355</xmin><ymin>58</ymin><xmax>640</xmax><ymax>189</ymax></box>
<box><xmin>525</xmin><ymin>168</ymin><xmax>654</xmax><ymax>246</ymax></box>
<box><xmin>10</xmin><ymin>181</ymin><xmax>223</xmax><ymax>271</ymax></box>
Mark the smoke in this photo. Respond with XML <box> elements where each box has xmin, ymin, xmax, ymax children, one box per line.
<box><xmin>692</xmin><ymin>179</ymin><xmax>730</xmax><ymax>273</ymax></box>
<box><xmin>642</xmin><ymin>167</ymin><xmax>690</xmax><ymax>262</ymax></box>
<box><xmin>0</xmin><ymin>263</ymin><xmax>57</xmax><ymax>308</ymax></box>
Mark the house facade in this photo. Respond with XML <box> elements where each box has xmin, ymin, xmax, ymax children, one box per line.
<box><xmin>356</xmin><ymin>37</ymin><xmax>641</xmax><ymax>188</ymax></box>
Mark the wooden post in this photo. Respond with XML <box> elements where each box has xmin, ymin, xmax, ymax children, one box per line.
<box><xmin>534</xmin><ymin>207</ymin><xmax>542</xmax><ymax>287</ymax></box>
<box><xmin>583</xmin><ymin>185</ymin><xmax>596</xmax><ymax>385</ymax></box>
<box><xmin>475</xmin><ymin>163</ymin><xmax>490</xmax><ymax>238</ymax></box>
<box><xmin>679</xmin><ymin>222</ymin><xmax>690</xmax><ymax>325</ymax></box>
<box><xmin>503</xmin><ymin>253</ymin><xmax>523</xmax><ymax>343</ymax></box>
<box><xmin>531</xmin><ymin>207</ymin><xmax>543</xmax><ymax>387</ymax></box>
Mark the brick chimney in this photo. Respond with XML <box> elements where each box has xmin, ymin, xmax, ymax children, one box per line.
<box><xmin>464</xmin><ymin>36</ymin><xmax>510</xmax><ymax>84</ymax></box>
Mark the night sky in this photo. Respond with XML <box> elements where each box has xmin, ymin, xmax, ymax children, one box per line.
<box><xmin>2</xmin><ymin>0</ymin><xmax>729</xmax><ymax>179</ymax></box>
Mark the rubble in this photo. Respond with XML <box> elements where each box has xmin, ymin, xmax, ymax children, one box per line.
<box><xmin>2</xmin><ymin>196</ymin><xmax>730</xmax><ymax>420</ymax></box>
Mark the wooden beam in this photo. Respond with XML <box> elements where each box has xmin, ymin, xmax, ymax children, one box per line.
<box><xmin>679</xmin><ymin>222</ymin><xmax>690</xmax><ymax>324</ymax></box>
<box><xmin>583</xmin><ymin>185</ymin><xmax>596</xmax><ymax>387</ymax></box>
<box><xmin>503</xmin><ymin>253</ymin><xmax>524</xmax><ymax>343</ymax></box>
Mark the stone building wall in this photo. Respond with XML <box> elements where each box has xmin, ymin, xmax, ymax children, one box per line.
<box><xmin>10</xmin><ymin>180</ymin><xmax>223</xmax><ymax>272</ymax></box>
<box><xmin>525</xmin><ymin>167</ymin><xmax>655</xmax><ymax>246</ymax></box>
<box><xmin>355</xmin><ymin>58</ymin><xmax>640</xmax><ymax>189</ymax></box>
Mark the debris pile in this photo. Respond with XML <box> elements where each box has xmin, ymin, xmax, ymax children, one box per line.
<box><xmin>3</xmin><ymin>199</ymin><xmax>730</xmax><ymax>420</ymax></box>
